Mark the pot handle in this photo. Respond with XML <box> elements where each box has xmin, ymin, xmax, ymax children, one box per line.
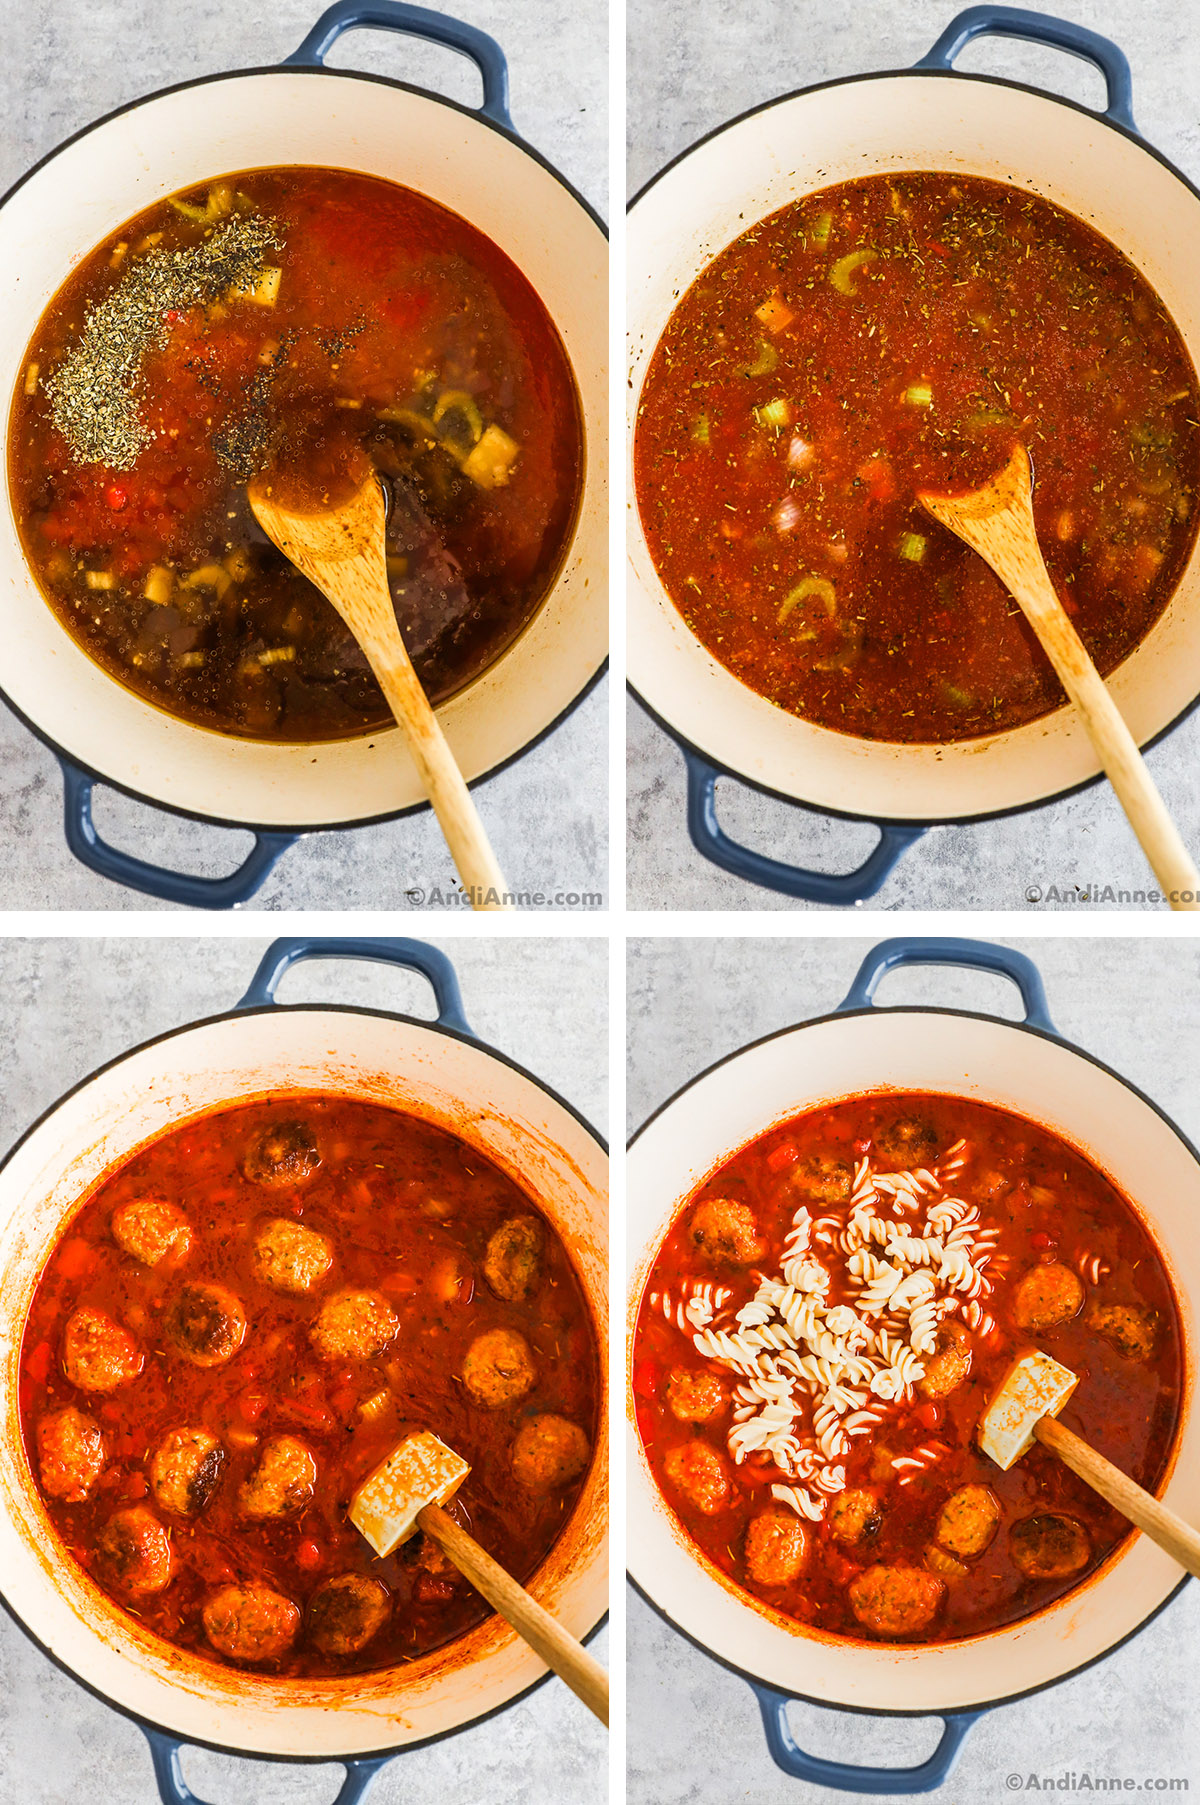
<box><xmin>284</xmin><ymin>0</ymin><xmax>514</xmax><ymax>130</ymax></box>
<box><xmin>837</xmin><ymin>934</ymin><xmax>1056</xmax><ymax>1032</ymax></box>
<box><xmin>142</xmin><ymin>1726</ymin><xmax>392</xmax><ymax>1805</ymax></box>
<box><xmin>750</xmin><ymin>1684</ymin><xmax>984</xmax><ymax>1795</ymax></box>
<box><xmin>235</xmin><ymin>933</ymin><xmax>473</xmax><ymax>1034</ymax></box>
<box><xmin>914</xmin><ymin>5</ymin><xmax>1136</xmax><ymax>131</ymax></box>
<box><xmin>683</xmin><ymin>746</ymin><xmax>926</xmax><ymax>904</ymax></box>
<box><xmin>60</xmin><ymin>757</ymin><xmax>297</xmax><ymax>910</ymax></box>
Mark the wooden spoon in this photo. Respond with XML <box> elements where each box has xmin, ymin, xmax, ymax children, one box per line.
<box><xmin>351</xmin><ymin>1430</ymin><xmax>609</xmax><ymax>1724</ymax></box>
<box><xmin>249</xmin><ymin>468</ymin><xmax>510</xmax><ymax>912</ymax></box>
<box><xmin>978</xmin><ymin>1349</ymin><xmax>1200</xmax><ymax>1577</ymax></box>
<box><xmin>919</xmin><ymin>444</ymin><xmax>1200</xmax><ymax>911</ymax></box>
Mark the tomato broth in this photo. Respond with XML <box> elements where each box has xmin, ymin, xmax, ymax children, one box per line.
<box><xmin>634</xmin><ymin>173</ymin><xmax>1200</xmax><ymax>742</ymax></box>
<box><xmin>19</xmin><ymin>1095</ymin><xmax>598</xmax><ymax>1678</ymax></box>
<box><xmin>10</xmin><ymin>168</ymin><xmax>583</xmax><ymax>740</ymax></box>
<box><xmin>633</xmin><ymin>1093</ymin><xmax>1181</xmax><ymax>1643</ymax></box>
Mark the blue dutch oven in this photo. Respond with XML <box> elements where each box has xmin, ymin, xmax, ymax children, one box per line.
<box><xmin>627</xmin><ymin>937</ymin><xmax>1200</xmax><ymax>1789</ymax></box>
<box><xmin>0</xmin><ymin>938</ymin><xmax>608</xmax><ymax>1802</ymax></box>
<box><xmin>627</xmin><ymin>8</ymin><xmax>1200</xmax><ymax>903</ymax></box>
<box><xmin>0</xmin><ymin>3</ymin><xmax>607</xmax><ymax>907</ymax></box>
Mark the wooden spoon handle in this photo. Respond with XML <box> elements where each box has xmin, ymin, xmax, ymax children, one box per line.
<box><xmin>362</xmin><ymin>635</ymin><xmax>510</xmax><ymax>913</ymax></box>
<box><xmin>418</xmin><ymin>1502</ymin><xmax>609</xmax><ymax>1725</ymax></box>
<box><xmin>971</xmin><ymin>519</ymin><xmax>1200</xmax><ymax>911</ymax></box>
<box><xmin>1035</xmin><ymin>1416</ymin><xmax>1200</xmax><ymax>1577</ymax></box>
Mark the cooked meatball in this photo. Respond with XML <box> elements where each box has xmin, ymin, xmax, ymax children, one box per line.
<box><xmin>791</xmin><ymin>1153</ymin><xmax>853</xmax><ymax>1203</ymax></box>
<box><xmin>873</xmin><ymin>1115</ymin><xmax>939</xmax><ymax>1171</ymax></box>
<box><xmin>164</xmin><ymin>1283</ymin><xmax>247</xmax><ymax>1367</ymax></box>
<box><xmin>61</xmin><ymin>1306</ymin><xmax>143</xmax><ymax>1392</ymax></box>
<box><xmin>307</xmin><ymin>1573</ymin><xmax>391</xmax><ymax>1655</ymax></box>
<box><xmin>745</xmin><ymin>1506</ymin><xmax>807</xmax><ymax>1586</ymax></box>
<box><xmin>1011</xmin><ymin>1262</ymin><xmax>1085</xmax><ymax>1333</ymax></box>
<box><xmin>665</xmin><ymin>1366</ymin><xmax>728</xmax><ymax>1423</ymax></box>
<box><xmin>663</xmin><ymin>1439</ymin><xmax>731</xmax><ymax>1515</ymax></box>
<box><xmin>253</xmin><ymin>1217</ymin><xmax>334</xmax><ymax>1295</ymax></box>
<box><xmin>936</xmin><ymin>1484</ymin><xmax>1000</xmax><ymax>1559</ymax></box>
<box><xmin>237</xmin><ymin>1435</ymin><xmax>317</xmax><ymax>1519</ymax></box>
<box><xmin>97</xmin><ymin>1506</ymin><xmax>172</xmax><ymax>1595</ymax></box>
<box><xmin>111</xmin><ymin>1195</ymin><xmax>192</xmax><ymax>1268</ymax></box>
<box><xmin>829</xmin><ymin>1487</ymin><xmax>883</xmax><ymax>1546</ymax></box>
<box><xmin>462</xmin><ymin>1327</ymin><xmax>536</xmax><ymax>1408</ymax></box>
<box><xmin>512</xmin><ymin>1413</ymin><xmax>591</xmax><ymax>1489</ymax></box>
<box><xmin>149</xmin><ymin>1427</ymin><xmax>225</xmax><ymax>1517</ymax></box>
<box><xmin>688</xmin><ymin>1198</ymin><xmax>765</xmax><ymax>1266</ymax></box>
<box><xmin>483</xmin><ymin>1215</ymin><xmax>544</xmax><ymax>1302</ymax></box>
<box><xmin>37</xmin><ymin>1406</ymin><xmax>106</xmax><ymax>1502</ymax></box>
<box><xmin>925</xmin><ymin>1543</ymin><xmax>968</xmax><ymax>1581</ymax></box>
<box><xmin>310</xmin><ymin>1288</ymin><xmax>399</xmax><ymax>1362</ymax></box>
<box><xmin>243</xmin><ymin>1120</ymin><xmax>321</xmax><ymax>1187</ymax></box>
<box><xmin>203</xmin><ymin>1583</ymin><xmax>301</xmax><ymax>1662</ymax></box>
<box><xmin>1088</xmin><ymin>1302</ymin><xmax>1157</xmax><ymax>1361</ymax></box>
<box><xmin>848</xmin><ymin>1565</ymin><xmax>944</xmax><ymax>1637</ymax></box>
<box><xmin>1010</xmin><ymin>1513</ymin><xmax>1091</xmax><ymax>1580</ymax></box>
<box><xmin>918</xmin><ymin>1320</ymin><xmax>972</xmax><ymax>1400</ymax></box>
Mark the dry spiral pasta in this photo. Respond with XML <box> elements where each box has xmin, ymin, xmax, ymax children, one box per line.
<box><xmin>672</xmin><ymin>1141</ymin><xmax>996</xmax><ymax>1522</ymax></box>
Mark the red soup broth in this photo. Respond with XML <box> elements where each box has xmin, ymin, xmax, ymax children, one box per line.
<box><xmin>10</xmin><ymin>167</ymin><xmax>583</xmax><ymax>740</ymax></box>
<box><xmin>19</xmin><ymin>1095</ymin><xmax>598</xmax><ymax>1678</ymax></box>
<box><xmin>633</xmin><ymin>1093</ymin><xmax>1182</xmax><ymax>1643</ymax></box>
<box><xmin>634</xmin><ymin>173</ymin><xmax>1200</xmax><ymax>743</ymax></box>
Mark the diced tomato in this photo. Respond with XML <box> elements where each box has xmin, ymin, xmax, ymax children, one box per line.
<box><xmin>916</xmin><ymin>1401</ymin><xmax>942</xmax><ymax>1431</ymax></box>
<box><xmin>104</xmin><ymin>483</ymin><xmax>128</xmax><ymax>511</ymax></box>
<box><xmin>237</xmin><ymin>1390</ymin><xmax>268</xmax><ymax>1424</ymax></box>
<box><xmin>853</xmin><ymin>1139</ymin><xmax>872</xmax><ymax>1157</ymax></box>
<box><xmin>856</xmin><ymin>456</ymin><xmax>896</xmax><ymax>503</ymax></box>
<box><xmin>413</xmin><ymin>1573</ymin><xmax>455</xmax><ymax>1606</ymax></box>
<box><xmin>331</xmin><ymin>1385</ymin><xmax>359</xmax><ymax>1419</ymax></box>
<box><xmin>123</xmin><ymin>1470</ymin><xmax>148</xmax><ymax>1499</ymax></box>
<box><xmin>823</xmin><ymin>1549</ymin><xmax>858</xmax><ymax>1587</ymax></box>
<box><xmin>632</xmin><ymin>1359</ymin><xmax>661</xmax><ymax>1400</ymax></box>
<box><xmin>383</xmin><ymin>1271</ymin><xmax>418</xmax><ymax>1296</ymax></box>
<box><xmin>766</xmin><ymin>1141</ymin><xmax>799</xmax><ymax>1173</ymax></box>
<box><xmin>294</xmin><ymin>1539</ymin><xmax>323</xmax><ymax>1571</ymax></box>
<box><xmin>24</xmin><ymin>1340</ymin><xmax>53</xmax><ymax>1385</ymax></box>
<box><xmin>1031</xmin><ymin>1231</ymin><xmax>1055</xmax><ymax>1251</ymax></box>
<box><xmin>54</xmin><ymin>1238</ymin><xmax>97</xmax><ymax>1281</ymax></box>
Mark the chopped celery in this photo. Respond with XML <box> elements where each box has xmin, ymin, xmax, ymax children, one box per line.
<box><xmin>176</xmin><ymin>651</ymin><xmax>206</xmax><ymax>669</ymax></box>
<box><xmin>755</xmin><ymin>292</ymin><xmax>795</xmax><ymax>334</ymax></box>
<box><xmin>941</xmin><ymin>682</ymin><xmax>973</xmax><ymax>708</ymax></box>
<box><xmin>758</xmin><ymin>398</ymin><xmax>792</xmax><ymax>429</ymax></box>
<box><xmin>744</xmin><ymin>339</ymin><xmax>778</xmax><ymax>377</ymax></box>
<box><xmin>143</xmin><ymin>565</ymin><xmax>174</xmax><ymax>605</ymax></box>
<box><xmin>257</xmin><ymin>646</ymin><xmax>296</xmax><ymax>666</ymax></box>
<box><xmin>966</xmin><ymin>405</ymin><xmax>1011</xmax><ymax>427</ymax></box>
<box><xmin>829</xmin><ymin>248</ymin><xmax>878</xmax><ymax>295</ymax></box>
<box><xmin>181</xmin><ymin>563</ymin><xmax>233</xmax><ymax>598</ymax></box>
<box><xmin>378</xmin><ymin>406</ymin><xmax>438</xmax><ymax>439</ymax></box>
<box><xmin>168</xmin><ymin>198</ymin><xmax>211</xmax><ymax>223</ymax></box>
<box><xmin>898</xmin><ymin>531</ymin><xmax>926</xmax><ymax>562</ymax></box>
<box><xmin>903</xmin><ymin>383</ymin><xmax>933</xmax><ymax>407</ymax></box>
<box><xmin>463</xmin><ymin>424</ymin><xmax>520</xmax><ymax>489</ymax></box>
<box><xmin>809</xmin><ymin>210</ymin><xmax>832</xmax><ymax>249</ymax></box>
<box><xmin>778</xmin><ymin>575</ymin><xmax>837</xmax><ymax>625</ymax></box>
<box><xmin>691</xmin><ymin>413</ymin><xmax>711</xmax><ymax>445</ymax></box>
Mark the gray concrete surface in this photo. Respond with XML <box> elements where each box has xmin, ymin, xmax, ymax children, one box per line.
<box><xmin>0</xmin><ymin>934</ymin><xmax>607</xmax><ymax>1805</ymax></box>
<box><xmin>626</xmin><ymin>0</ymin><xmax>1200</xmax><ymax>910</ymax></box>
<box><xmin>1</xmin><ymin>0</ymin><xmax>607</xmax><ymax>912</ymax></box>
<box><xmin>627</xmin><ymin>934</ymin><xmax>1200</xmax><ymax>1802</ymax></box>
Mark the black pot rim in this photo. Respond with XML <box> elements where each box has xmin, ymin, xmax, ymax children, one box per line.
<box><xmin>626</xmin><ymin>998</ymin><xmax>1195</xmax><ymax>1718</ymax></box>
<box><xmin>627</xmin><ymin>63</ymin><xmax>1200</xmax><ymax>831</ymax></box>
<box><xmin>0</xmin><ymin>59</ymin><xmax>608</xmax><ymax>836</ymax></box>
<box><xmin>0</xmin><ymin>993</ymin><xmax>609</xmax><ymax>1763</ymax></box>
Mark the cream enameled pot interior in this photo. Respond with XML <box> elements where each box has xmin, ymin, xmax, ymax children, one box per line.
<box><xmin>628</xmin><ymin>73</ymin><xmax>1200</xmax><ymax>821</ymax></box>
<box><xmin>0</xmin><ymin>1008</ymin><xmax>608</xmax><ymax>1756</ymax></box>
<box><xmin>0</xmin><ymin>72</ymin><xmax>607</xmax><ymax>827</ymax></box>
<box><xmin>627</xmin><ymin>1009</ymin><xmax>1197</xmax><ymax>1712</ymax></box>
